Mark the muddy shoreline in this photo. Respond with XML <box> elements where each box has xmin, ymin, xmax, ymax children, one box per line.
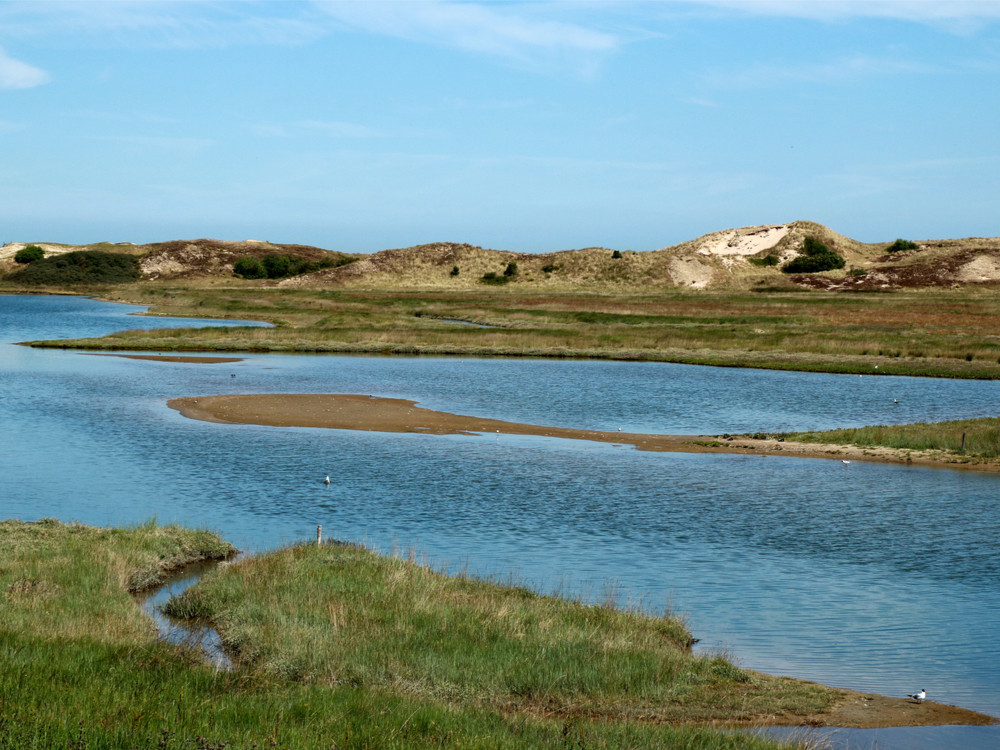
<box><xmin>167</xmin><ymin>393</ymin><xmax>1000</xmax><ymax>473</ymax></box>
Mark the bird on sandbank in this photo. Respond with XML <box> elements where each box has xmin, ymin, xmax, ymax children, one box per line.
<box><xmin>908</xmin><ymin>689</ymin><xmax>926</xmax><ymax>703</ymax></box>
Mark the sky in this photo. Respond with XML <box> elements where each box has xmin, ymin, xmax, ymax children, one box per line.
<box><xmin>2</xmin><ymin>1</ymin><xmax>999</xmax><ymax>253</ymax></box>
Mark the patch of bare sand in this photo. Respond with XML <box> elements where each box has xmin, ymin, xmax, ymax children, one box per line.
<box><xmin>90</xmin><ymin>354</ymin><xmax>244</xmax><ymax>364</ymax></box>
<box><xmin>166</xmin><ymin>393</ymin><xmax>1000</xmax><ymax>473</ymax></box>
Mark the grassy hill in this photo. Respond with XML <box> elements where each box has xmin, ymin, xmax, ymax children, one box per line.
<box><xmin>4</xmin><ymin>221</ymin><xmax>998</xmax><ymax>292</ymax></box>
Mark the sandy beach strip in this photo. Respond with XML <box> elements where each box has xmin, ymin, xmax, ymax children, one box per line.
<box><xmin>166</xmin><ymin>393</ymin><xmax>1000</xmax><ymax>471</ymax></box>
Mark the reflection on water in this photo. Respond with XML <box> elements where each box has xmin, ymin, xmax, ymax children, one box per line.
<box><xmin>2</xmin><ymin>295</ymin><xmax>999</xmax><ymax>750</ymax></box>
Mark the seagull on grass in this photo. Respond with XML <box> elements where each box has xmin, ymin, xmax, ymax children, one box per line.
<box><xmin>908</xmin><ymin>689</ymin><xmax>926</xmax><ymax>703</ymax></box>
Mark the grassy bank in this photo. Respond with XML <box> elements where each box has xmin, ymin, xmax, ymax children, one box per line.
<box><xmin>165</xmin><ymin>541</ymin><xmax>838</xmax><ymax>726</ymax></box>
<box><xmin>0</xmin><ymin>520</ymin><xmax>817</xmax><ymax>749</ymax></box>
<box><xmin>785</xmin><ymin>416</ymin><xmax>1000</xmax><ymax>458</ymax></box>
<box><xmin>12</xmin><ymin>283</ymin><xmax>1000</xmax><ymax>379</ymax></box>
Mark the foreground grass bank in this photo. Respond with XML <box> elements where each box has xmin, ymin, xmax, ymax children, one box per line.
<box><xmin>12</xmin><ymin>283</ymin><xmax>1000</xmax><ymax>379</ymax></box>
<box><xmin>0</xmin><ymin>519</ymin><xmax>811</xmax><ymax>749</ymax></box>
<box><xmin>165</xmin><ymin>541</ymin><xmax>838</xmax><ymax>726</ymax></box>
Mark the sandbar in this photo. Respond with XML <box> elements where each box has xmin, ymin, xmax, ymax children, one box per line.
<box><xmin>91</xmin><ymin>353</ymin><xmax>244</xmax><ymax>364</ymax></box>
<box><xmin>166</xmin><ymin>393</ymin><xmax>999</xmax><ymax>471</ymax></box>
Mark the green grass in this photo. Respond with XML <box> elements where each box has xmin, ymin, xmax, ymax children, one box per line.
<box><xmin>165</xmin><ymin>541</ymin><xmax>841</xmax><ymax>725</ymax></box>
<box><xmin>785</xmin><ymin>417</ymin><xmax>1000</xmax><ymax>458</ymax></box>
<box><xmin>11</xmin><ymin>284</ymin><xmax>1000</xmax><ymax>379</ymax></box>
<box><xmin>0</xmin><ymin>520</ymin><xmax>816</xmax><ymax>748</ymax></box>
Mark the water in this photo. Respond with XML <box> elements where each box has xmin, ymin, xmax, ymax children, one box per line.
<box><xmin>2</xmin><ymin>294</ymin><xmax>998</xmax><ymax>749</ymax></box>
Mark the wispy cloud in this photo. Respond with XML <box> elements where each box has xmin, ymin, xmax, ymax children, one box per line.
<box><xmin>677</xmin><ymin>1</ymin><xmax>1000</xmax><ymax>23</ymax></box>
<box><xmin>0</xmin><ymin>1</ymin><xmax>326</xmax><ymax>50</ymax></box>
<box><xmin>301</xmin><ymin>120</ymin><xmax>383</xmax><ymax>138</ymax></box>
<box><xmin>312</xmin><ymin>0</ymin><xmax>619</xmax><ymax>70</ymax></box>
<box><xmin>0</xmin><ymin>47</ymin><xmax>49</xmax><ymax>90</ymax></box>
<box><xmin>703</xmin><ymin>54</ymin><xmax>937</xmax><ymax>90</ymax></box>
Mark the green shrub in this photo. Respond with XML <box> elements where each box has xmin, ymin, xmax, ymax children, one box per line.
<box><xmin>262</xmin><ymin>254</ymin><xmax>291</xmax><ymax>279</ymax></box>
<box><xmin>782</xmin><ymin>236</ymin><xmax>845</xmax><ymax>274</ymax></box>
<box><xmin>749</xmin><ymin>254</ymin><xmax>779</xmax><ymax>267</ymax></box>
<box><xmin>886</xmin><ymin>238</ymin><xmax>919</xmax><ymax>253</ymax></box>
<box><xmin>14</xmin><ymin>245</ymin><xmax>45</xmax><ymax>264</ymax></box>
<box><xmin>5</xmin><ymin>251</ymin><xmax>139</xmax><ymax>285</ymax></box>
<box><xmin>450</xmin><ymin>265</ymin><xmax>459</xmax><ymax>277</ymax></box>
<box><xmin>542</xmin><ymin>264</ymin><xmax>557</xmax><ymax>273</ymax></box>
<box><xmin>234</xmin><ymin>254</ymin><xmax>344</xmax><ymax>280</ymax></box>
<box><xmin>480</xmin><ymin>271</ymin><xmax>509</xmax><ymax>285</ymax></box>
<box><xmin>233</xmin><ymin>257</ymin><xmax>267</xmax><ymax>279</ymax></box>
<box><xmin>503</xmin><ymin>261</ymin><xmax>518</xmax><ymax>277</ymax></box>
<box><xmin>612</xmin><ymin>249</ymin><xmax>623</xmax><ymax>259</ymax></box>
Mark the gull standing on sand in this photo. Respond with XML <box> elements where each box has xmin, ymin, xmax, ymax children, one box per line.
<box><xmin>908</xmin><ymin>689</ymin><xmax>926</xmax><ymax>703</ymax></box>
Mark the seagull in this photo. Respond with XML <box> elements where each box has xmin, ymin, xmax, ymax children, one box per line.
<box><xmin>842</xmin><ymin>460</ymin><xmax>851</xmax><ymax>466</ymax></box>
<box><xmin>324</xmin><ymin>476</ymin><xmax>330</xmax><ymax>485</ymax></box>
<box><xmin>908</xmin><ymin>689</ymin><xmax>926</xmax><ymax>703</ymax></box>
<box><xmin>894</xmin><ymin>399</ymin><xmax>899</xmax><ymax>404</ymax></box>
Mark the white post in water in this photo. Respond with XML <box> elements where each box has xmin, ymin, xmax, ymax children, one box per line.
<box><xmin>317</xmin><ymin>524</ymin><xmax>322</xmax><ymax>547</ymax></box>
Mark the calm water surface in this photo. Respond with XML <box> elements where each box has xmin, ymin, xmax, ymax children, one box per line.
<box><xmin>2</xmin><ymin>295</ymin><xmax>998</xmax><ymax>749</ymax></box>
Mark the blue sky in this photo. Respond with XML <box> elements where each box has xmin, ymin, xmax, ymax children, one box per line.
<box><xmin>2</xmin><ymin>1</ymin><xmax>999</xmax><ymax>253</ymax></box>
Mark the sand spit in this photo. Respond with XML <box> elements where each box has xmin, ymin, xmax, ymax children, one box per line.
<box><xmin>91</xmin><ymin>353</ymin><xmax>245</xmax><ymax>364</ymax></box>
<box><xmin>166</xmin><ymin>394</ymin><xmax>1000</xmax><ymax>473</ymax></box>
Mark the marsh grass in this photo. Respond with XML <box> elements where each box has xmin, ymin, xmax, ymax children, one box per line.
<box><xmin>786</xmin><ymin>417</ymin><xmax>1000</xmax><ymax>458</ymax></box>
<box><xmin>166</xmin><ymin>542</ymin><xmax>841</xmax><ymax>725</ymax></box>
<box><xmin>0</xmin><ymin>520</ymin><xmax>812</xmax><ymax>748</ymax></box>
<box><xmin>17</xmin><ymin>285</ymin><xmax>1000</xmax><ymax>378</ymax></box>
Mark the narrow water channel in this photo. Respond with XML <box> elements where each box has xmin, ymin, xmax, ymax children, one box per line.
<box><xmin>135</xmin><ymin>561</ymin><xmax>233</xmax><ymax>671</ymax></box>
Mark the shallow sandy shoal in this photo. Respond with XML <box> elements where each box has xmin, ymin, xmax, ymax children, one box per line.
<box><xmin>166</xmin><ymin>393</ymin><xmax>1000</xmax><ymax>472</ymax></box>
<box><xmin>92</xmin><ymin>353</ymin><xmax>245</xmax><ymax>364</ymax></box>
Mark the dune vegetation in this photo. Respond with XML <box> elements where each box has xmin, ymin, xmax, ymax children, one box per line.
<box><xmin>3</xmin><ymin>221</ymin><xmax>1000</xmax><ymax>379</ymax></box>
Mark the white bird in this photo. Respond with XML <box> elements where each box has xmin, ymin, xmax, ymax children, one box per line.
<box><xmin>842</xmin><ymin>460</ymin><xmax>851</xmax><ymax>466</ymax></box>
<box><xmin>324</xmin><ymin>476</ymin><xmax>330</xmax><ymax>485</ymax></box>
<box><xmin>908</xmin><ymin>689</ymin><xmax>926</xmax><ymax>703</ymax></box>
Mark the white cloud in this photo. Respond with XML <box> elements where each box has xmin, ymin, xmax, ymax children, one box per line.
<box><xmin>0</xmin><ymin>47</ymin><xmax>50</xmax><ymax>90</ymax></box>
<box><xmin>312</xmin><ymin>0</ymin><xmax>619</xmax><ymax>68</ymax></box>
